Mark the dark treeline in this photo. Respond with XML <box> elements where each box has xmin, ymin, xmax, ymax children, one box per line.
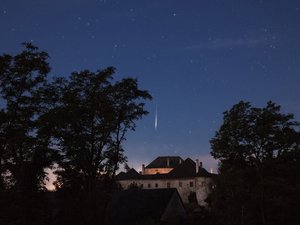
<box><xmin>0</xmin><ymin>43</ymin><xmax>152</xmax><ymax>225</ymax></box>
<box><xmin>208</xmin><ymin>101</ymin><xmax>300</xmax><ymax>225</ymax></box>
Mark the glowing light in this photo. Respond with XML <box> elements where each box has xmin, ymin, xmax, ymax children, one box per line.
<box><xmin>155</xmin><ymin>106</ymin><xmax>158</xmax><ymax>130</ymax></box>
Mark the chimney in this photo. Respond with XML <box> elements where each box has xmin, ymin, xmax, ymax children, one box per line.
<box><xmin>142</xmin><ymin>164</ymin><xmax>145</xmax><ymax>174</ymax></box>
<box><xmin>179</xmin><ymin>158</ymin><xmax>182</xmax><ymax>164</ymax></box>
<box><xmin>210</xmin><ymin>168</ymin><xmax>214</xmax><ymax>174</ymax></box>
<box><xmin>199</xmin><ymin>161</ymin><xmax>202</xmax><ymax>168</ymax></box>
<box><xmin>167</xmin><ymin>158</ymin><xmax>170</xmax><ymax>167</ymax></box>
<box><xmin>195</xmin><ymin>159</ymin><xmax>199</xmax><ymax>174</ymax></box>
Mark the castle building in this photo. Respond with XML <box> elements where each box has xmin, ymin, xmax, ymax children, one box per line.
<box><xmin>142</xmin><ymin>156</ymin><xmax>183</xmax><ymax>175</ymax></box>
<box><xmin>115</xmin><ymin>156</ymin><xmax>215</xmax><ymax>206</ymax></box>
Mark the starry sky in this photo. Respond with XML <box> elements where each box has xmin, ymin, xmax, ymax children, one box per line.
<box><xmin>1</xmin><ymin>0</ymin><xmax>300</xmax><ymax>173</ymax></box>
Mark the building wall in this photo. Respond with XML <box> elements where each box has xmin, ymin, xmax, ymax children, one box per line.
<box><xmin>118</xmin><ymin>177</ymin><xmax>212</xmax><ymax>206</ymax></box>
<box><xmin>143</xmin><ymin>168</ymin><xmax>174</xmax><ymax>175</ymax></box>
<box><xmin>194</xmin><ymin>177</ymin><xmax>213</xmax><ymax>206</ymax></box>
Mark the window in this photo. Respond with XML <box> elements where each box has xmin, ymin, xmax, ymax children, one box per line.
<box><xmin>179</xmin><ymin>181</ymin><xmax>182</xmax><ymax>187</ymax></box>
<box><xmin>167</xmin><ymin>182</ymin><xmax>170</xmax><ymax>188</ymax></box>
<box><xmin>141</xmin><ymin>184</ymin><xmax>143</xmax><ymax>188</ymax></box>
<box><xmin>155</xmin><ymin>183</ymin><xmax>158</xmax><ymax>188</ymax></box>
<box><xmin>189</xmin><ymin>181</ymin><xmax>194</xmax><ymax>187</ymax></box>
<box><xmin>148</xmin><ymin>183</ymin><xmax>151</xmax><ymax>188</ymax></box>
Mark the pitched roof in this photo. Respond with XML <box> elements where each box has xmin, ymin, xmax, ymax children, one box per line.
<box><xmin>106</xmin><ymin>188</ymin><xmax>185</xmax><ymax>225</ymax></box>
<box><xmin>168</xmin><ymin>158</ymin><xmax>197</xmax><ymax>178</ymax></box>
<box><xmin>198</xmin><ymin>167</ymin><xmax>214</xmax><ymax>177</ymax></box>
<box><xmin>116</xmin><ymin>158</ymin><xmax>214</xmax><ymax>180</ymax></box>
<box><xmin>145</xmin><ymin>156</ymin><xmax>183</xmax><ymax>168</ymax></box>
<box><xmin>168</xmin><ymin>158</ymin><xmax>213</xmax><ymax>178</ymax></box>
<box><xmin>115</xmin><ymin>168</ymin><xmax>140</xmax><ymax>180</ymax></box>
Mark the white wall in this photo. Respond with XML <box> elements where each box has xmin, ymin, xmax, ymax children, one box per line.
<box><xmin>118</xmin><ymin>177</ymin><xmax>212</xmax><ymax>206</ymax></box>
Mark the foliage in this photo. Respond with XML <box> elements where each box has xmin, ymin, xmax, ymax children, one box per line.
<box><xmin>124</xmin><ymin>162</ymin><xmax>131</xmax><ymax>172</ymax></box>
<box><xmin>0</xmin><ymin>43</ymin><xmax>52</xmax><ymax>191</ymax></box>
<box><xmin>0</xmin><ymin>43</ymin><xmax>152</xmax><ymax>225</ymax></box>
<box><xmin>40</xmin><ymin>68</ymin><xmax>152</xmax><ymax>192</ymax></box>
<box><xmin>41</xmin><ymin>68</ymin><xmax>151</xmax><ymax>224</ymax></box>
<box><xmin>0</xmin><ymin>43</ymin><xmax>55</xmax><ymax>224</ymax></box>
<box><xmin>210</xmin><ymin>101</ymin><xmax>300</xmax><ymax>225</ymax></box>
<box><xmin>127</xmin><ymin>182</ymin><xmax>141</xmax><ymax>190</ymax></box>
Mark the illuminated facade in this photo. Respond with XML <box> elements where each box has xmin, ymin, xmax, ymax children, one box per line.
<box><xmin>116</xmin><ymin>157</ymin><xmax>215</xmax><ymax>206</ymax></box>
<box><xmin>142</xmin><ymin>156</ymin><xmax>183</xmax><ymax>175</ymax></box>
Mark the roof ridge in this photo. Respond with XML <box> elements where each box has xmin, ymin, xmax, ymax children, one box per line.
<box><xmin>145</xmin><ymin>156</ymin><xmax>183</xmax><ymax>169</ymax></box>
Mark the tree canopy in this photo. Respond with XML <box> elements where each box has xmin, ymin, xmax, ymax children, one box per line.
<box><xmin>210</xmin><ymin>101</ymin><xmax>300</xmax><ymax>225</ymax></box>
<box><xmin>0</xmin><ymin>43</ymin><xmax>55</xmax><ymax>224</ymax></box>
<box><xmin>0</xmin><ymin>43</ymin><xmax>152</xmax><ymax>225</ymax></box>
<box><xmin>0</xmin><ymin>43</ymin><xmax>53</xmax><ymax>192</ymax></box>
<box><xmin>42</xmin><ymin>68</ymin><xmax>152</xmax><ymax>191</ymax></box>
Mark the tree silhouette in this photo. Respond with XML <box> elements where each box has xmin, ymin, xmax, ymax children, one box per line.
<box><xmin>0</xmin><ymin>43</ymin><xmax>54</xmax><ymax>224</ymax></box>
<box><xmin>41</xmin><ymin>68</ymin><xmax>152</xmax><ymax>192</ymax></box>
<box><xmin>0</xmin><ymin>43</ymin><xmax>152</xmax><ymax>225</ymax></box>
<box><xmin>209</xmin><ymin>101</ymin><xmax>300</xmax><ymax>225</ymax></box>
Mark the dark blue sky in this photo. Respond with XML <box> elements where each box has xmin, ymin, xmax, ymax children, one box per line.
<box><xmin>1</xmin><ymin>0</ymin><xmax>300</xmax><ymax>172</ymax></box>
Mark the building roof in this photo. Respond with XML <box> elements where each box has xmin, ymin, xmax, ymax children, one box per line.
<box><xmin>168</xmin><ymin>158</ymin><xmax>213</xmax><ymax>178</ymax></box>
<box><xmin>168</xmin><ymin>158</ymin><xmax>197</xmax><ymax>178</ymax></box>
<box><xmin>105</xmin><ymin>188</ymin><xmax>185</xmax><ymax>225</ymax></box>
<box><xmin>115</xmin><ymin>158</ymin><xmax>214</xmax><ymax>181</ymax></box>
<box><xmin>145</xmin><ymin>156</ymin><xmax>183</xmax><ymax>168</ymax></box>
<box><xmin>116</xmin><ymin>168</ymin><xmax>141</xmax><ymax>180</ymax></box>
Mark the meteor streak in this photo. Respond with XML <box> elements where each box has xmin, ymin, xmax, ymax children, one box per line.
<box><xmin>155</xmin><ymin>106</ymin><xmax>158</xmax><ymax>130</ymax></box>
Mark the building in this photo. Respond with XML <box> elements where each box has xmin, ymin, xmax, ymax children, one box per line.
<box><xmin>115</xmin><ymin>156</ymin><xmax>215</xmax><ymax>206</ymax></box>
<box><xmin>105</xmin><ymin>188</ymin><xmax>186</xmax><ymax>225</ymax></box>
<box><xmin>142</xmin><ymin>156</ymin><xmax>183</xmax><ymax>175</ymax></box>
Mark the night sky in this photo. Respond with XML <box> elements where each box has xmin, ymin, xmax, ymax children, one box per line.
<box><xmin>1</xmin><ymin>0</ymin><xmax>300</xmax><ymax>174</ymax></box>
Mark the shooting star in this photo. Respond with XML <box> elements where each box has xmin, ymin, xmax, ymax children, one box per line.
<box><xmin>155</xmin><ymin>106</ymin><xmax>158</xmax><ymax>130</ymax></box>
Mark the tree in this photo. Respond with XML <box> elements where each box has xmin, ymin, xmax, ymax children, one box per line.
<box><xmin>0</xmin><ymin>43</ymin><xmax>52</xmax><ymax>191</ymax></box>
<box><xmin>42</xmin><ymin>69</ymin><xmax>152</xmax><ymax>192</ymax></box>
<box><xmin>210</xmin><ymin>101</ymin><xmax>300</xmax><ymax>225</ymax></box>
<box><xmin>0</xmin><ymin>43</ymin><xmax>152</xmax><ymax>225</ymax></box>
<box><xmin>104</xmin><ymin>77</ymin><xmax>152</xmax><ymax>178</ymax></box>
<box><xmin>39</xmin><ymin>68</ymin><xmax>151</xmax><ymax>225</ymax></box>
<box><xmin>124</xmin><ymin>163</ymin><xmax>131</xmax><ymax>172</ymax></box>
<box><xmin>0</xmin><ymin>43</ymin><xmax>54</xmax><ymax>224</ymax></box>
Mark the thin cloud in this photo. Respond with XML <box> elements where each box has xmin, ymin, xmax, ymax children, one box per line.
<box><xmin>185</xmin><ymin>37</ymin><xmax>267</xmax><ymax>50</ymax></box>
